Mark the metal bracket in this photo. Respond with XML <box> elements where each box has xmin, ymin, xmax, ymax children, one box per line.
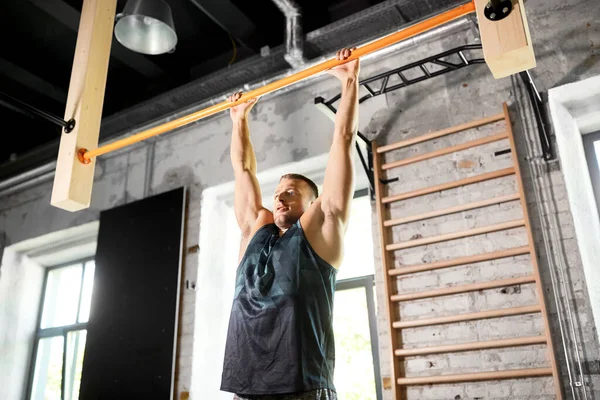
<box><xmin>314</xmin><ymin>44</ymin><xmax>485</xmax><ymax>199</ymax></box>
<box><xmin>484</xmin><ymin>0</ymin><xmax>513</xmax><ymax>21</ymax></box>
<box><xmin>519</xmin><ymin>71</ymin><xmax>554</xmax><ymax>161</ymax></box>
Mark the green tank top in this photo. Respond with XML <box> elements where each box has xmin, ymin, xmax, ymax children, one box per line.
<box><xmin>221</xmin><ymin>220</ymin><xmax>337</xmax><ymax>395</ymax></box>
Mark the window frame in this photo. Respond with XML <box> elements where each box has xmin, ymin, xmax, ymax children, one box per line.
<box><xmin>583</xmin><ymin>130</ymin><xmax>600</xmax><ymax>218</ymax></box>
<box><xmin>332</xmin><ymin>188</ymin><xmax>382</xmax><ymax>400</ymax></box>
<box><xmin>335</xmin><ymin>274</ymin><xmax>382</xmax><ymax>400</ymax></box>
<box><xmin>25</xmin><ymin>256</ymin><xmax>95</xmax><ymax>400</ymax></box>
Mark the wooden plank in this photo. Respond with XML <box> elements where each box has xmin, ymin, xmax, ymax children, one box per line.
<box><xmin>377</xmin><ymin>113</ymin><xmax>504</xmax><ymax>153</ymax></box>
<box><xmin>397</xmin><ymin>368</ymin><xmax>552</xmax><ymax>385</ymax></box>
<box><xmin>474</xmin><ymin>0</ymin><xmax>536</xmax><ymax>78</ymax></box>
<box><xmin>389</xmin><ymin>246</ymin><xmax>530</xmax><ymax>276</ymax></box>
<box><xmin>385</xmin><ymin>193</ymin><xmax>520</xmax><ymax>227</ymax></box>
<box><xmin>386</xmin><ymin>219</ymin><xmax>525</xmax><ymax>251</ymax></box>
<box><xmin>372</xmin><ymin>142</ymin><xmax>402</xmax><ymax>399</ymax></box>
<box><xmin>51</xmin><ymin>0</ymin><xmax>116</xmax><ymax>211</ymax></box>
<box><xmin>382</xmin><ymin>132</ymin><xmax>508</xmax><ymax>170</ymax></box>
<box><xmin>393</xmin><ymin>304</ymin><xmax>541</xmax><ymax>329</ymax></box>
<box><xmin>390</xmin><ymin>275</ymin><xmax>535</xmax><ymax>302</ymax></box>
<box><xmin>503</xmin><ymin>103</ymin><xmax>563</xmax><ymax>399</ymax></box>
<box><xmin>395</xmin><ymin>335</ymin><xmax>546</xmax><ymax>357</ymax></box>
<box><xmin>382</xmin><ymin>168</ymin><xmax>515</xmax><ymax>204</ymax></box>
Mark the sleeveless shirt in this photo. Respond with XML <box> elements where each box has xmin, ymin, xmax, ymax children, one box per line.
<box><xmin>220</xmin><ymin>220</ymin><xmax>337</xmax><ymax>396</ymax></box>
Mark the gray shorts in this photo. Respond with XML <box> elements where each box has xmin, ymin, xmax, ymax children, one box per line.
<box><xmin>233</xmin><ymin>389</ymin><xmax>337</xmax><ymax>400</ymax></box>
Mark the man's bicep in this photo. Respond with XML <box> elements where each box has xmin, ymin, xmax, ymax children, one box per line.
<box><xmin>320</xmin><ymin>140</ymin><xmax>355</xmax><ymax>225</ymax></box>
<box><xmin>233</xmin><ymin>170</ymin><xmax>264</xmax><ymax>232</ymax></box>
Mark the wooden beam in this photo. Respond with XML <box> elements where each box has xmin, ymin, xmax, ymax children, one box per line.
<box><xmin>372</xmin><ymin>142</ymin><xmax>402</xmax><ymax>400</ymax></box>
<box><xmin>386</xmin><ymin>219</ymin><xmax>525</xmax><ymax>251</ymax></box>
<box><xmin>389</xmin><ymin>246</ymin><xmax>531</xmax><ymax>276</ymax></box>
<box><xmin>382</xmin><ymin>167</ymin><xmax>515</xmax><ymax>204</ymax></box>
<box><xmin>390</xmin><ymin>275</ymin><xmax>535</xmax><ymax>302</ymax></box>
<box><xmin>397</xmin><ymin>367</ymin><xmax>552</xmax><ymax>385</ymax></box>
<box><xmin>474</xmin><ymin>0</ymin><xmax>536</xmax><ymax>78</ymax></box>
<box><xmin>51</xmin><ymin>0</ymin><xmax>116</xmax><ymax>211</ymax></box>
<box><xmin>395</xmin><ymin>335</ymin><xmax>546</xmax><ymax>357</ymax></box>
<box><xmin>393</xmin><ymin>304</ymin><xmax>541</xmax><ymax>329</ymax></box>
<box><xmin>384</xmin><ymin>193</ymin><xmax>520</xmax><ymax>227</ymax></box>
<box><xmin>377</xmin><ymin>113</ymin><xmax>504</xmax><ymax>153</ymax></box>
<box><xmin>382</xmin><ymin>132</ymin><xmax>508</xmax><ymax>170</ymax></box>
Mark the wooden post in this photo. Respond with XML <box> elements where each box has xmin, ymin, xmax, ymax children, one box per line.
<box><xmin>474</xmin><ymin>0</ymin><xmax>536</xmax><ymax>78</ymax></box>
<box><xmin>51</xmin><ymin>0</ymin><xmax>117</xmax><ymax>211</ymax></box>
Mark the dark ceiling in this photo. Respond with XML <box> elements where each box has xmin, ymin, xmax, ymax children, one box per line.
<box><xmin>0</xmin><ymin>0</ymin><xmax>466</xmax><ymax>181</ymax></box>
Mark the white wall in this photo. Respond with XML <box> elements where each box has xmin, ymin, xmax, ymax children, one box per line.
<box><xmin>0</xmin><ymin>249</ymin><xmax>45</xmax><ymax>400</ymax></box>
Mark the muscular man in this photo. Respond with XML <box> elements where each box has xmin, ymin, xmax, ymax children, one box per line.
<box><xmin>220</xmin><ymin>47</ymin><xmax>360</xmax><ymax>400</ymax></box>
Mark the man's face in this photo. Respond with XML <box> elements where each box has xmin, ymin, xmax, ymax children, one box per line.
<box><xmin>273</xmin><ymin>178</ymin><xmax>314</xmax><ymax>229</ymax></box>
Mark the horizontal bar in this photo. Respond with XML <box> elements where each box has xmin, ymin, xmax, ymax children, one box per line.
<box><xmin>391</xmin><ymin>275</ymin><xmax>535</xmax><ymax>302</ymax></box>
<box><xmin>382</xmin><ymin>167</ymin><xmax>515</xmax><ymax>204</ymax></box>
<box><xmin>386</xmin><ymin>219</ymin><xmax>525</xmax><ymax>251</ymax></box>
<box><xmin>393</xmin><ymin>304</ymin><xmax>541</xmax><ymax>329</ymax></box>
<box><xmin>382</xmin><ymin>132</ymin><xmax>508</xmax><ymax>170</ymax></box>
<box><xmin>389</xmin><ymin>246</ymin><xmax>531</xmax><ymax>276</ymax></box>
<box><xmin>394</xmin><ymin>335</ymin><xmax>547</xmax><ymax>357</ymax></box>
<box><xmin>397</xmin><ymin>367</ymin><xmax>553</xmax><ymax>385</ymax></box>
<box><xmin>377</xmin><ymin>113</ymin><xmax>505</xmax><ymax>154</ymax></box>
<box><xmin>82</xmin><ymin>2</ymin><xmax>476</xmax><ymax>161</ymax></box>
<box><xmin>384</xmin><ymin>193</ymin><xmax>520</xmax><ymax>227</ymax></box>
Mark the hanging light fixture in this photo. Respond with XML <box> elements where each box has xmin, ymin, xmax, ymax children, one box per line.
<box><xmin>114</xmin><ymin>0</ymin><xmax>177</xmax><ymax>55</ymax></box>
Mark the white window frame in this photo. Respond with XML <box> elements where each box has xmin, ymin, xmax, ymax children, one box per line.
<box><xmin>548</xmin><ymin>74</ymin><xmax>600</xmax><ymax>341</ymax></box>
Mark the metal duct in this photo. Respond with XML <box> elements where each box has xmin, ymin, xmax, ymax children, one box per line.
<box><xmin>271</xmin><ymin>0</ymin><xmax>306</xmax><ymax>68</ymax></box>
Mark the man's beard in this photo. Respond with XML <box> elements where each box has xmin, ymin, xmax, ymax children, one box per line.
<box><xmin>275</xmin><ymin>212</ymin><xmax>300</xmax><ymax>229</ymax></box>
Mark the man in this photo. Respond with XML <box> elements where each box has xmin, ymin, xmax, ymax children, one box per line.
<box><xmin>221</xmin><ymin>47</ymin><xmax>360</xmax><ymax>400</ymax></box>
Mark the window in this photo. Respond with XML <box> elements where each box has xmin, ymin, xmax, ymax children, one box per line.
<box><xmin>27</xmin><ymin>259</ymin><xmax>96</xmax><ymax>400</ymax></box>
<box><xmin>583</xmin><ymin>130</ymin><xmax>600</xmax><ymax>218</ymax></box>
<box><xmin>333</xmin><ymin>192</ymin><xmax>382</xmax><ymax>400</ymax></box>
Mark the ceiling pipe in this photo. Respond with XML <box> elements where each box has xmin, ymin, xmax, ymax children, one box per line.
<box><xmin>271</xmin><ymin>0</ymin><xmax>306</xmax><ymax>68</ymax></box>
<box><xmin>0</xmin><ymin>16</ymin><xmax>472</xmax><ymax>199</ymax></box>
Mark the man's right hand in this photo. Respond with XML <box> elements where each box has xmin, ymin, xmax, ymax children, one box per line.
<box><xmin>228</xmin><ymin>92</ymin><xmax>258</xmax><ymax>121</ymax></box>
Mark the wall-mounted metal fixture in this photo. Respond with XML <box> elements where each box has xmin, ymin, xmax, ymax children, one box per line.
<box><xmin>484</xmin><ymin>0</ymin><xmax>513</xmax><ymax>21</ymax></box>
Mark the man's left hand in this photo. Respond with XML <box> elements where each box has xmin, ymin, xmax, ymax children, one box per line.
<box><xmin>327</xmin><ymin>47</ymin><xmax>360</xmax><ymax>82</ymax></box>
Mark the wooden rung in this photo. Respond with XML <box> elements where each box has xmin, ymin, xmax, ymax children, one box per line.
<box><xmin>386</xmin><ymin>219</ymin><xmax>525</xmax><ymax>251</ymax></box>
<box><xmin>384</xmin><ymin>193</ymin><xmax>520</xmax><ymax>227</ymax></box>
<box><xmin>390</xmin><ymin>275</ymin><xmax>535</xmax><ymax>302</ymax></box>
<box><xmin>382</xmin><ymin>168</ymin><xmax>515</xmax><ymax>204</ymax></box>
<box><xmin>377</xmin><ymin>113</ymin><xmax>505</xmax><ymax>153</ymax></box>
<box><xmin>393</xmin><ymin>304</ymin><xmax>541</xmax><ymax>329</ymax></box>
<box><xmin>394</xmin><ymin>335</ymin><xmax>546</xmax><ymax>357</ymax></box>
<box><xmin>397</xmin><ymin>367</ymin><xmax>553</xmax><ymax>385</ymax></box>
<box><xmin>382</xmin><ymin>132</ymin><xmax>509</xmax><ymax>170</ymax></box>
<box><xmin>389</xmin><ymin>246</ymin><xmax>531</xmax><ymax>276</ymax></box>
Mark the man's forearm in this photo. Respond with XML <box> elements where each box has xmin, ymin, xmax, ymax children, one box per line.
<box><xmin>333</xmin><ymin>77</ymin><xmax>359</xmax><ymax>144</ymax></box>
<box><xmin>230</xmin><ymin>117</ymin><xmax>257</xmax><ymax>175</ymax></box>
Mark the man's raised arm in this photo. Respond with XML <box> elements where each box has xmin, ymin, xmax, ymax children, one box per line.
<box><xmin>320</xmin><ymin>48</ymin><xmax>360</xmax><ymax>227</ymax></box>
<box><xmin>228</xmin><ymin>93</ymin><xmax>273</xmax><ymax>254</ymax></box>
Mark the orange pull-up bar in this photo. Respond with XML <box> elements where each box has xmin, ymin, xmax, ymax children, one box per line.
<box><xmin>80</xmin><ymin>1</ymin><xmax>475</xmax><ymax>163</ymax></box>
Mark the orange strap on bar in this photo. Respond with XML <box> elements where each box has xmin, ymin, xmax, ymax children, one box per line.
<box><xmin>82</xmin><ymin>1</ymin><xmax>476</xmax><ymax>162</ymax></box>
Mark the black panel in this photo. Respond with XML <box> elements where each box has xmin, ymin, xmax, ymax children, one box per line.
<box><xmin>80</xmin><ymin>187</ymin><xmax>186</xmax><ymax>400</ymax></box>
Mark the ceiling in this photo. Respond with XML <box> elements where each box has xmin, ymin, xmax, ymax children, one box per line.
<box><xmin>0</xmin><ymin>0</ymin><xmax>467</xmax><ymax>181</ymax></box>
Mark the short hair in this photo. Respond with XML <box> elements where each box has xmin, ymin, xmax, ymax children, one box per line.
<box><xmin>280</xmin><ymin>173</ymin><xmax>319</xmax><ymax>199</ymax></box>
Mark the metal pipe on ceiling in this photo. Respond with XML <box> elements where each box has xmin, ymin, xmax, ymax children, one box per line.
<box><xmin>0</xmin><ymin>11</ymin><xmax>475</xmax><ymax>198</ymax></box>
<box><xmin>271</xmin><ymin>0</ymin><xmax>306</xmax><ymax>68</ymax></box>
